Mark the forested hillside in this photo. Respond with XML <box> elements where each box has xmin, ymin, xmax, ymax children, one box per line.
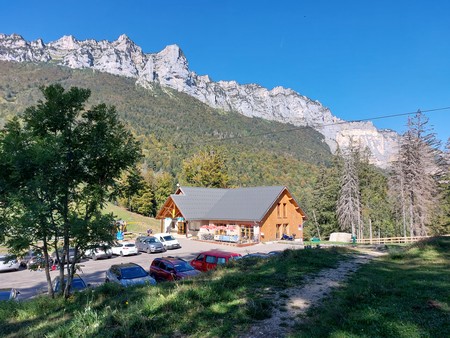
<box><xmin>0</xmin><ymin>61</ymin><xmax>329</xmax><ymax>215</ymax></box>
<box><xmin>1</xmin><ymin>61</ymin><xmax>448</xmax><ymax>239</ymax></box>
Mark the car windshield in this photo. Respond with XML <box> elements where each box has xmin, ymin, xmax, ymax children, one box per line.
<box><xmin>0</xmin><ymin>256</ymin><xmax>15</xmax><ymax>263</ymax></box>
<box><xmin>163</xmin><ymin>235</ymin><xmax>175</xmax><ymax>241</ymax></box>
<box><xmin>0</xmin><ymin>291</ymin><xmax>11</xmax><ymax>301</ymax></box>
<box><xmin>124</xmin><ymin>244</ymin><xmax>135</xmax><ymax>248</ymax></box>
<box><xmin>173</xmin><ymin>261</ymin><xmax>194</xmax><ymax>272</ymax></box>
<box><xmin>121</xmin><ymin>266</ymin><xmax>148</xmax><ymax>279</ymax></box>
<box><xmin>146</xmin><ymin>238</ymin><xmax>158</xmax><ymax>243</ymax></box>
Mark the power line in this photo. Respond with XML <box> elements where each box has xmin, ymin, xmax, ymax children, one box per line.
<box><xmin>184</xmin><ymin>106</ymin><xmax>450</xmax><ymax>146</ymax></box>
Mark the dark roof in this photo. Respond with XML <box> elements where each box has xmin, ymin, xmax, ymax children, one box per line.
<box><xmin>171</xmin><ymin>186</ymin><xmax>292</xmax><ymax>222</ymax></box>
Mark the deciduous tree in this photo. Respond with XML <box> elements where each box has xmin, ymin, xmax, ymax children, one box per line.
<box><xmin>180</xmin><ymin>148</ymin><xmax>229</xmax><ymax>188</ymax></box>
<box><xmin>0</xmin><ymin>84</ymin><xmax>140</xmax><ymax>297</ymax></box>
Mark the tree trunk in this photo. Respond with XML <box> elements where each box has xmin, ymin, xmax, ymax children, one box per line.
<box><xmin>43</xmin><ymin>238</ymin><xmax>54</xmax><ymax>297</ymax></box>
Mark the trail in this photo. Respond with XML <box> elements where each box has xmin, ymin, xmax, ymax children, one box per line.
<box><xmin>241</xmin><ymin>249</ymin><xmax>386</xmax><ymax>338</ymax></box>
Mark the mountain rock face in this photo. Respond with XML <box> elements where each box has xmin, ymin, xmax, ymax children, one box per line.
<box><xmin>0</xmin><ymin>33</ymin><xmax>398</xmax><ymax>167</ymax></box>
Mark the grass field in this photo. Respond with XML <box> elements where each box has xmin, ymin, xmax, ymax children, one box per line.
<box><xmin>1</xmin><ymin>237</ymin><xmax>448</xmax><ymax>337</ymax></box>
<box><xmin>103</xmin><ymin>203</ymin><xmax>161</xmax><ymax>234</ymax></box>
<box><xmin>0</xmin><ymin>247</ymin><xmax>347</xmax><ymax>337</ymax></box>
<box><xmin>293</xmin><ymin>236</ymin><xmax>450</xmax><ymax>338</ymax></box>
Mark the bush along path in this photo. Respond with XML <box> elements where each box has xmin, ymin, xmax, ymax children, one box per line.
<box><xmin>242</xmin><ymin>248</ymin><xmax>387</xmax><ymax>338</ymax></box>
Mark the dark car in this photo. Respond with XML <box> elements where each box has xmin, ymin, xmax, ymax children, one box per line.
<box><xmin>150</xmin><ymin>257</ymin><xmax>201</xmax><ymax>281</ymax></box>
<box><xmin>135</xmin><ymin>236</ymin><xmax>166</xmax><ymax>254</ymax></box>
<box><xmin>0</xmin><ymin>288</ymin><xmax>20</xmax><ymax>301</ymax></box>
<box><xmin>52</xmin><ymin>274</ymin><xmax>87</xmax><ymax>293</ymax></box>
<box><xmin>51</xmin><ymin>248</ymin><xmax>80</xmax><ymax>264</ymax></box>
<box><xmin>190</xmin><ymin>250</ymin><xmax>242</xmax><ymax>272</ymax></box>
<box><xmin>26</xmin><ymin>254</ymin><xmax>53</xmax><ymax>270</ymax></box>
<box><xmin>105</xmin><ymin>263</ymin><xmax>156</xmax><ymax>287</ymax></box>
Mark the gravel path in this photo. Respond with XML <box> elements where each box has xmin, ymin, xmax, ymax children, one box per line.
<box><xmin>241</xmin><ymin>249</ymin><xmax>386</xmax><ymax>338</ymax></box>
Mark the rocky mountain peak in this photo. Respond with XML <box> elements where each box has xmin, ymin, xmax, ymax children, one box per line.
<box><xmin>49</xmin><ymin>35</ymin><xmax>79</xmax><ymax>50</ymax></box>
<box><xmin>0</xmin><ymin>33</ymin><xmax>399</xmax><ymax>167</ymax></box>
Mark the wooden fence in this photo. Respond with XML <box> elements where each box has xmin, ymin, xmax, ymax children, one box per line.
<box><xmin>357</xmin><ymin>236</ymin><xmax>430</xmax><ymax>244</ymax></box>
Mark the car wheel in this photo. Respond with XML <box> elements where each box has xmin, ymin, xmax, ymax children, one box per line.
<box><xmin>92</xmin><ymin>253</ymin><xmax>97</xmax><ymax>261</ymax></box>
<box><xmin>108</xmin><ymin>255</ymin><xmax>112</xmax><ymax>259</ymax></box>
<box><xmin>120</xmin><ymin>251</ymin><xmax>124</xmax><ymax>257</ymax></box>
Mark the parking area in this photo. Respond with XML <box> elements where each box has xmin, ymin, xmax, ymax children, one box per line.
<box><xmin>0</xmin><ymin>237</ymin><xmax>303</xmax><ymax>299</ymax></box>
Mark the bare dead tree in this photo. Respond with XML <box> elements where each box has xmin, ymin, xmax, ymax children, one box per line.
<box><xmin>389</xmin><ymin>111</ymin><xmax>441</xmax><ymax>236</ymax></box>
<box><xmin>337</xmin><ymin>145</ymin><xmax>361</xmax><ymax>237</ymax></box>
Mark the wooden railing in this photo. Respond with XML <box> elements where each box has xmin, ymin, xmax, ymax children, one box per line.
<box><xmin>357</xmin><ymin>236</ymin><xmax>430</xmax><ymax>244</ymax></box>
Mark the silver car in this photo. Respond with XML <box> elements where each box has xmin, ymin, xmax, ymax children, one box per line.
<box><xmin>135</xmin><ymin>236</ymin><xmax>166</xmax><ymax>254</ymax></box>
<box><xmin>0</xmin><ymin>255</ymin><xmax>20</xmax><ymax>272</ymax></box>
<box><xmin>105</xmin><ymin>263</ymin><xmax>156</xmax><ymax>287</ymax></box>
<box><xmin>85</xmin><ymin>245</ymin><xmax>113</xmax><ymax>260</ymax></box>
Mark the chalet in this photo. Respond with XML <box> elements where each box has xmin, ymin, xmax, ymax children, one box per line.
<box><xmin>156</xmin><ymin>186</ymin><xmax>307</xmax><ymax>243</ymax></box>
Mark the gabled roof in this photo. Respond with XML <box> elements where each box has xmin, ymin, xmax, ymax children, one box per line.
<box><xmin>168</xmin><ymin>186</ymin><xmax>301</xmax><ymax>222</ymax></box>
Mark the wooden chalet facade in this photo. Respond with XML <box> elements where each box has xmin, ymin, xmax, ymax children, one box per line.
<box><xmin>156</xmin><ymin>186</ymin><xmax>307</xmax><ymax>243</ymax></box>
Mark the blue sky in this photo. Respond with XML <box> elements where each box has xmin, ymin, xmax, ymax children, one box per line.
<box><xmin>2</xmin><ymin>0</ymin><xmax>450</xmax><ymax>143</ymax></box>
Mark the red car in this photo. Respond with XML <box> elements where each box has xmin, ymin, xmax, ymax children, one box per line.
<box><xmin>150</xmin><ymin>257</ymin><xmax>201</xmax><ymax>281</ymax></box>
<box><xmin>190</xmin><ymin>250</ymin><xmax>242</xmax><ymax>272</ymax></box>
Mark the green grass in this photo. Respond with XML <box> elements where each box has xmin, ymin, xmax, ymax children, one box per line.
<box><xmin>0</xmin><ymin>247</ymin><xmax>347</xmax><ymax>337</ymax></box>
<box><xmin>103</xmin><ymin>203</ymin><xmax>161</xmax><ymax>234</ymax></box>
<box><xmin>293</xmin><ymin>236</ymin><xmax>450</xmax><ymax>338</ymax></box>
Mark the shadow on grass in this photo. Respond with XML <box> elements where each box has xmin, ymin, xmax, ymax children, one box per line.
<box><xmin>0</xmin><ymin>247</ymin><xmax>350</xmax><ymax>337</ymax></box>
<box><xmin>293</xmin><ymin>236</ymin><xmax>450</xmax><ymax>338</ymax></box>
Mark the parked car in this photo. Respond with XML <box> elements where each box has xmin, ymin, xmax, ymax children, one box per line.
<box><xmin>0</xmin><ymin>288</ymin><xmax>20</xmax><ymax>301</ymax></box>
<box><xmin>19</xmin><ymin>250</ymin><xmax>39</xmax><ymax>267</ymax></box>
<box><xmin>268</xmin><ymin>250</ymin><xmax>283</xmax><ymax>256</ymax></box>
<box><xmin>51</xmin><ymin>248</ymin><xmax>80</xmax><ymax>264</ymax></box>
<box><xmin>153</xmin><ymin>233</ymin><xmax>181</xmax><ymax>250</ymax></box>
<box><xmin>135</xmin><ymin>236</ymin><xmax>166</xmax><ymax>254</ymax></box>
<box><xmin>111</xmin><ymin>242</ymin><xmax>138</xmax><ymax>256</ymax></box>
<box><xmin>84</xmin><ymin>245</ymin><xmax>113</xmax><ymax>260</ymax></box>
<box><xmin>52</xmin><ymin>274</ymin><xmax>88</xmax><ymax>293</ymax></box>
<box><xmin>26</xmin><ymin>254</ymin><xmax>53</xmax><ymax>270</ymax></box>
<box><xmin>105</xmin><ymin>263</ymin><xmax>156</xmax><ymax>287</ymax></box>
<box><xmin>190</xmin><ymin>250</ymin><xmax>242</xmax><ymax>272</ymax></box>
<box><xmin>0</xmin><ymin>255</ymin><xmax>20</xmax><ymax>272</ymax></box>
<box><xmin>20</xmin><ymin>250</ymin><xmax>53</xmax><ymax>269</ymax></box>
<box><xmin>150</xmin><ymin>257</ymin><xmax>201</xmax><ymax>281</ymax></box>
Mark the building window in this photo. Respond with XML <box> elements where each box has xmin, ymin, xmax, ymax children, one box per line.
<box><xmin>283</xmin><ymin>203</ymin><xmax>287</xmax><ymax>218</ymax></box>
<box><xmin>240</xmin><ymin>226</ymin><xmax>254</xmax><ymax>241</ymax></box>
<box><xmin>283</xmin><ymin>223</ymin><xmax>288</xmax><ymax>235</ymax></box>
<box><xmin>276</xmin><ymin>224</ymin><xmax>281</xmax><ymax>239</ymax></box>
<box><xmin>277</xmin><ymin>203</ymin><xmax>281</xmax><ymax>218</ymax></box>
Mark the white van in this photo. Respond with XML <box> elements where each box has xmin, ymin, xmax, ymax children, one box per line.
<box><xmin>153</xmin><ymin>233</ymin><xmax>181</xmax><ymax>250</ymax></box>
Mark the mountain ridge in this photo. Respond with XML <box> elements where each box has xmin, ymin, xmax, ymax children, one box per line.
<box><xmin>0</xmin><ymin>33</ymin><xmax>398</xmax><ymax>167</ymax></box>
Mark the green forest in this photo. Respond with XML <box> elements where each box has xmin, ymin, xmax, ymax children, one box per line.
<box><xmin>1</xmin><ymin>61</ymin><xmax>449</xmax><ymax>239</ymax></box>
